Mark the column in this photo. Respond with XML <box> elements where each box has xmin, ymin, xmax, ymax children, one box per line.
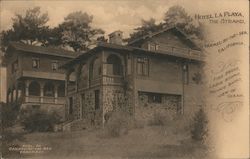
<box><xmin>15</xmin><ymin>83</ymin><xmax>18</xmax><ymax>102</ymax></box>
<box><xmin>55</xmin><ymin>85</ymin><xmax>58</xmax><ymax>104</ymax></box>
<box><xmin>25</xmin><ymin>81</ymin><xmax>29</xmax><ymax>102</ymax></box>
<box><xmin>40</xmin><ymin>82</ymin><xmax>44</xmax><ymax>103</ymax></box>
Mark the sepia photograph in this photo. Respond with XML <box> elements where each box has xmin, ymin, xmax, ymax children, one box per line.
<box><xmin>0</xmin><ymin>0</ymin><xmax>249</xmax><ymax>158</ymax></box>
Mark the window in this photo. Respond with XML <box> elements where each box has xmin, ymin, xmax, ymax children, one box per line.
<box><xmin>44</xmin><ymin>82</ymin><xmax>54</xmax><ymax>97</ymax></box>
<box><xmin>12</xmin><ymin>60</ymin><xmax>18</xmax><ymax>73</ymax></box>
<box><xmin>51</xmin><ymin>61</ymin><xmax>58</xmax><ymax>71</ymax></box>
<box><xmin>137</xmin><ymin>57</ymin><xmax>149</xmax><ymax>76</ymax></box>
<box><xmin>32</xmin><ymin>58</ymin><xmax>40</xmax><ymax>69</ymax></box>
<box><xmin>148</xmin><ymin>43</ymin><xmax>159</xmax><ymax>51</ymax></box>
<box><xmin>58</xmin><ymin>84</ymin><xmax>65</xmax><ymax>97</ymax></box>
<box><xmin>148</xmin><ymin>93</ymin><xmax>162</xmax><ymax>103</ymax></box>
<box><xmin>107</xmin><ymin>54</ymin><xmax>122</xmax><ymax>76</ymax></box>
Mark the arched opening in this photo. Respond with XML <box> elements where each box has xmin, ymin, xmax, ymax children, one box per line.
<box><xmin>78</xmin><ymin>64</ymin><xmax>88</xmax><ymax>88</ymax></box>
<box><xmin>89</xmin><ymin>57</ymin><xmax>101</xmax><ymax>80</ymax></box>
<box><xmin>107</xmin><ymin>54</ymin><xmax>122</xmax><ymax>75</ymax></box>
<box><xmin>17</xmin><ymin>82</ymin><xmax>25</xmax><ymax>99</ymax></box>
<box><xmin>58</xmin><ymin>83</ymin><xmax>65</xmax><ymax>97</ymax></box>
<box><xmin>29</xmin><ymin>81</ymin><xmax>40</xmax><ymax>96</ymax></box>
<box><xmin>44</xmin><ymin>82</ymin><xmax>54</xmax><ymax>97</ymax></box>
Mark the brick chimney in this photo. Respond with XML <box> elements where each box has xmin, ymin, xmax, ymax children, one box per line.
<box><xmin>108</xmin><ymin>31</ymin><xmax>123</xmax><ymax>45</ymax></box>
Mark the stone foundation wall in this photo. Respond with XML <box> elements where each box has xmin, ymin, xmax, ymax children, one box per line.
<box><xmin>135</xmin><ymin>92</ymin><xmax>181</xmax><ymax>123</ymax></box>
<box><xmin>102</xmin><ymin>85</ymin><xmax>132</xmax><ymax>119</ymax></box>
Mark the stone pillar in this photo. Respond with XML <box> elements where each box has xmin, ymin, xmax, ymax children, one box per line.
<box><xmin>15</xmin><ymin>83</ymin><xmax>18</xmax><ymax>102</ymax></box>
<box><xmin>55</xmin><ymin>85</ymin><xmax>58</xmax><ymax>104</ymax></box>
<box><xmin>25</xmin><ymin>81</ymin><xmax>29</xmax><ymax>102</ymax></box>
<box><xmin>40</xmin><ymin>82</ymin><xmax>44</xmax><ymax>103</ymax></box>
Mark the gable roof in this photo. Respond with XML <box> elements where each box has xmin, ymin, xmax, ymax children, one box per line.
<box><xmin>61</xmin><ymin>42</ymin><xmax>204</xmax><ymax>69</ymax></box>
<box><xmin>128</xmin><ymin>26</ymin><xmax>201</xmax><ymax>50</ymax></box>
<box><xmin>7</xmin><ymin>42</ymin><xmax>80</xmax><ymax>58</ymax></box>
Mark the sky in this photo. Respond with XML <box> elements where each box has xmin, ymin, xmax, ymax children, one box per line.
<box><xmin>0</xmin><ymin>0</ymin><xmax>207</xmax><ymax>38</ymax></box>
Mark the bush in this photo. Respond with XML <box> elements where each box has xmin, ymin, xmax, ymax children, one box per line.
<box><xmin>0</xmin><ymin>101</ymin><xmax>21</xmax><ymax>128</ymax></box>
<box><xmin>105</xmin><ymin>111</ymin><xmax>131</xmax><ymax>137</ymax></box>
<box><xmin>148</xmin><ymin>111</ymin><xmax>174</xmax><ymax>126</ymax></box>
<box><xmin>191</xmin><ymin>108</ymin><xmax>208</xmax><ymax>142</ymax></box>
<box><xmin>20</xmin><ymin>108</ymin><xmax>61</xmax><ymax>132</ymax></box>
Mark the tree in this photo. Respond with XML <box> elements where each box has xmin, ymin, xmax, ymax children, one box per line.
<box><xmin>164</xmin><ymin>5</ymin><xmax>204</xmax><ymax>42</ymax></box>
<box><xmin>1</xmin><ymin>7</ymin><xmax>50</xmax><ymax>51</ymax></box>
<box><xmin>128</xmin><ymin>18</ymin><xmax>163</xmax><ymax>42</ymax></box>
<box><xmin>191</xmin><ymin>108</ymin><xmax>208</xmax><ymax>142</ymax></box>
<box><xmin>55</xmin><ymin>11</ymin><xmax>105</xmax><ymax>52</ymax></box>
<box><xmin>127</xmin><ymin>5</ymin><xmax>204</xmax><ymax>46</ymax></box>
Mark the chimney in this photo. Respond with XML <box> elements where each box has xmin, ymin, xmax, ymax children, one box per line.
<box><xmin>108</xmin><ymin>31</ymin><xmax>123</xmax><ymax>45</ymax></box>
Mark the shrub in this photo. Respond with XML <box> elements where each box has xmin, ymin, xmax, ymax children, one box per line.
<box><xmin>105</xmin><ymin>111</ymin><xmax>130</xmax><ymax>137</ymax></box>
<box><xmin>0</xmin><ymin>101</ymin><xmax>21</xmax><ymax>128</ymax></box>
<box><xmin>148</xmin><ymin>111</ymin><xmax>174</xmax><ymax>126</ymax></box>
<box><xmin>20</xmin><ymin>108</ymin><xmax>61</xmax><ymax>132</ymax></box>
<box><xmin>191</xmin><ymin>108</ymin><xmax>208</xmax><ymax>142</ymax></box>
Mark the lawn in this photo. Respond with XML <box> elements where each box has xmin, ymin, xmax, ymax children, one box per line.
<box><xmin>4</xmin><ymin>125</ymin><xmax>211</xmax><ymax>159</ymax></box>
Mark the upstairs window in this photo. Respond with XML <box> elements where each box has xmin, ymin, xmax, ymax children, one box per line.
<box><xmin>137</xmin><ymin>57</ymin><xmax>149</xmax><ymax>76</ymax></box>
<box><xmin>148</xmin><ymin>43</ymin><xmax>159</xmax><ymax>51</ymax></box>
<box><xmin>51</xmin><ymin>61</ymin><xmax>58</xmax><ymax>71</ymax></box>
<box><xmin>32</xmin><ymin>58</ymin><xmax>40</xmax><ymax>69</ymax></box>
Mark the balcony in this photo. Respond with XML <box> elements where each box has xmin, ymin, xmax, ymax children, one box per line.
<box><xmin>90</xmin><ymin>77</ymin><xmax>101</xmax><ymax>87</ymax></box>
<box><xmin>147</xmin><ymin>43</ymin><xmax>204</xmax><ymax>61</ymax></box>
<box><xmin>103</xmin><ymin>75</ymin><xmax>123</xmax><ymax>85</ymax></box>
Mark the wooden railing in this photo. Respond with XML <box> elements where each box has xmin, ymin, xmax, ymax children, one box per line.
<box><xmin>156</xmin><ymin>44</ymin><xmax>204</xmax><ymax>60</ymax></box>
<box><xmin>103</xmin><ymin>75</ymin><xmax>123</xmax><ymax>85</ymax></box>
<box><xmin>90</xmin><ymin>77</ymin><xmax>101</xmax><ymax>86</ymax></box>
<box><xmin>25</xmin><ymin>96</ymin><xmax>65</xmax><ymax>105</ymax></box>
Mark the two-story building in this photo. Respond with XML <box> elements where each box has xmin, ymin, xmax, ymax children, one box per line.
<box><xmin>61</xmin><ymin>27</ymin><xmax>205</xmax><ymax>128</ymax></box>
<box><xmin>5</xmin><ymin>42</ymin><xmax>79</xmax><ymax>119</ymax></box>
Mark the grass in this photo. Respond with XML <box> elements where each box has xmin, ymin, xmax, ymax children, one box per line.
<box><xmin>4</xmin><ymin>125</ymin><xmax>210</xmax><ymax>159</ymax></box>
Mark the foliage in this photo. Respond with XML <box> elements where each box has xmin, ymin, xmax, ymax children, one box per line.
<box><xmin>191</xmin><ymin>108</ymin><xmax>208</xmax><ymax>142</ymax></box>
<box><xmin>0</xmin><ymin>7</ymin><xmax>50</xmax><ymax>51</ymax></box>
<box><xmin>148</xmin><ymin>111</ymin><xmax>174</xmax><ymax>126</ymax></box>
<box><xmin>127</xmin><ymin>5</ymin><xmax>204</xmax><ymax>46</ymax></box>
<box><xmin>0</xmin><ymin>101</ymin><xmax>21</xmax><ymax>128</ymax></box>
<box><xmin>104</xmin><ymin>111</ymin><xmax>131</xmax><ymax>137</ymax></box>
<box><xmin>20</xmin><ymin>108</ymin><xmax>61</xmax><ymax>132</ymax></box>
<box><xmin>163</xmin><ymin>5</ymin><xmax>204</xmax><ymax>42</ymax></box>
<box><xmin>1</xmin><ymin>8</ymin><xmax>105</xmax><ymax>52</ymax></box>
<box><xmin>128</xmin><ymin>18</ymin><xmax>163</xmax><ymax>42</ymax></box>
<box><xmin>54</xmin><ymin>11</ymin><xmax>105</xmax><ymax>51</ymax></box>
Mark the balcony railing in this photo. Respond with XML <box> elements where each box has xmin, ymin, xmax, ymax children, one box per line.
<box><xmin>103</xmin><ymin>75</ymin><xmax>123</xmax><ymax>85</ymax></box>
<box><xmin>25</xmin><ymin>96</ymin><xmax>65</xmax><ymax>105</ymax></box>
<box><xmin>155</xmin><ymin>44</ymin><xmax>204</xmax><ymax>60</ymax></box>
<box><xmin>90</xmin><ymin>77</ymin><xmax>101</xmax><ymax>86</ymax></box>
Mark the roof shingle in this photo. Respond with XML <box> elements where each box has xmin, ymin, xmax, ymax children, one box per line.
<box><xmin>8</xmin><ymin>42</ymin><xmax>80</xmax><ymax>58</ymax></box>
